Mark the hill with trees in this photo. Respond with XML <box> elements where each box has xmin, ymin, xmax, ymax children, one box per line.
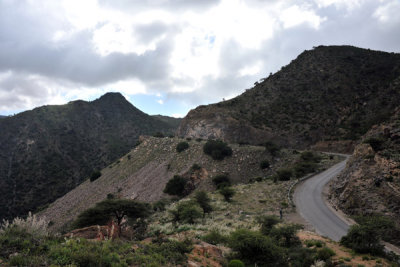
<box><xmin>177</xmin><ymin>45</ymin><xmax>400</xmax><ymax>149</ymax></box>
<box><xmin>0</xmin><ymin>93</ymin><xmax>178</xmax><ymax>221</ymax></box>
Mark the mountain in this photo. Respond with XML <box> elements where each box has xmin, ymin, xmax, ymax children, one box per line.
<box><xmin>0</xmin><ymin>92</ymin><xmax>178</xmax><ymax>221</ymax></box>
<box><xmin>329</xmin><ymin>108</ymin><xmax>400</xmax><ymax>244</ymax></box>
<box><xmin>0</xmin><ymin>115</ymin><xmax>6</xmax><ymax>119</ymax></box>
<box><xmin>177</xmin><ymin>46</ymin><xmax>400</xmax><ymax>148</ymax></box>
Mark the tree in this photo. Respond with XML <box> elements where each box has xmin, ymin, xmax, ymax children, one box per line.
<box><xmin>257</xmin><ymin>215</ymin><xmax>281</xmax><ymax>235</ymax></box>
<box><xmin>260</xmin><ymin>160</ymin><xmax>270</xmax><ymax>169</ymax></box>
<box><xmin>212</xmin><ymin>174</ymin><xmax>231</xmax><ymax>189</ymax></box>
<box><xmin>170</xmin><ymin>201</ymin><xmax>202</xmax><ymax>224</ymax></box>
<box><xmin>264</xmin><ymin>141</ymin><xmax>280</xmax><ymax>156</ymax></box>
<box><xmin>270</xmin><ymin>224</ymin><xmax>303</xmax><ymax>247</ymax></box>
<box><xmin>276</xmin><ymin>168</ymin><xmax>292</xmax><ymax>181</ymax></box>
<box><xmin>73</xmin><ymin>199</ymin><xmax>151</xmax><ymax>232</ymax></box>
<box><xmin>163</xmin><ymin>175</ymin><xmax>187</xmax><ymax>197</ymax></box>
<box><xmin>219</xmin><ymin>187</ymin><xmax>235</xmax><ymax>202</ymax></box>
<box><xmin>203</xmin><ymin>140</ymin><xmax>233</xmax><ymax>160</ymax></box>
<box><xmin>90</xmin><ymin>170</ymin><xmax>102</xmax><ymax>182</ymax></box>
<box><xmin>340</xmin><ymin>224</ymin><xmax>384</xmax><ymax>255</ymax></box>
<box><xmin>176</xmin><ymin>141</ymin><xmax>189</xmax><ymax>153</ymax></box>
<box><xmin>194</xmin><ymin>191</ymin><xmax>213</xmax><ymax>215</ymax></box>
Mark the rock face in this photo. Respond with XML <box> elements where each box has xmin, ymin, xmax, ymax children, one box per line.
<box><xmin>329</xmin><ymin>108</ymin><xmax>400</xmax><ymax>243</ymax></box>
<box><xmin>0</xmin><ymin>93</ymin><xmax>178</xmax><ymax>221</ymax></box>
<box><xmin>178</xmin><ymin>46</ymin><xmax>400</xmax><ymax>148</ymax></box>
<box><xmin>187</xmin><ymin>241</ymin><xmax>226</xmax><ymax>267</ymax></box>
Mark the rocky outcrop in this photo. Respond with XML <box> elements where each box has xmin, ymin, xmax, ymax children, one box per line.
<box><xmin>64</xmin><ymin>220</ymin><xmax>120</xmax><ymax>240</ymax></box>
<box><xmin>187</xmin><ymin>241</ymin><xmax>226</xmax><ymax>267</ymax></box>
<box><xmin>329</xmin><ymin>109</ymin><xmax>400</xmax><ymax>243</ymax></box>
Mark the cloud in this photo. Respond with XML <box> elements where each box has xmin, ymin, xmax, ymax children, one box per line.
<box><xmin>0</xmin><ymin>0</ymin><xmax>399</xmax><ymax>117</ymax></box>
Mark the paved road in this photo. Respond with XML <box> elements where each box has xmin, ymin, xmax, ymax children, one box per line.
<box><xmin>294</xmin><ymin>157</ymin><xmax>350</xmax><ymax>241</ymax></box>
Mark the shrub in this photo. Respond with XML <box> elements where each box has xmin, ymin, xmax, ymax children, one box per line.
<box><xmin>153</xmin><ymin>132</ymin><xmax>165</xmax><ymax>138</ymax></box>
<box><xmin>228</xmin><ymin>259</ymin><xmax>245</xmax><ymax>267</ymax></box>
<box><xmin>340</xmin><ymin>224</ymin><xmax>384</xmax><ymax>255</ymax></box>
<box><xmin>228</xmin><ymin>229</ymin><xmax>287</xmax><ymax>266</ymax></box>
<box><xmin>153</xmin><ymin>199</ymin><xmax>169</xmax><ymax>212</ymax></box>
<box><xmin>293</xmin><ymin>161</ymin><xmax>317</xmax><ymax>178</ymax></box>
<box><xmin>276</xmin><ymin>168</ymin><xmax>293</xmax><ymax>181</ymax></box>
<box><xmin>264</xmin><ymin>141</ymin><xmax>280</xmax><ymax>156</ymax></box>
<box><xmin>260</xmin><ymin>160</ymin><xmax>270</xmax><ymax>169</ymax></box>
<box><xmin>0</xmin><ymin>212</ymin><xmax>49</xmax><ymax>237</ymax></box>
<box><xmin>288</xmin><ymin>247</ymin><xmax>317</xmax><ymax>267</ymax></box>
<box><xmin>202</xmin><ymin>230</ymin><xmax>229</xmax><ymax>245</ymax></box>
<box><xmin>163</xmin><ymin>175</ymin><xmax>187</xmax><ymax>197</ymax></box>
<box><xmin>194</xmin><ymin>191</ymin><xmax>213</xmax><ymax>215</ymax></box>
<box><xmin>256</xmin><ymin>215</ymin><xmax>281</xmax><ymax>235</ymax></box>
<box><xmin>270</xmin><ymin>224</ymin><xmax>303</xmax><ymax>247</ymax></box>
<box><xmin>90</xmin><ymin>170</ymin><xmax>102</xmax><ymax>182</ymax></box>
<box><xmin>219</xmin><ymin>187</ymin><xmax>235</xmax><ymax>202</ymax></box>
<box><xmin>203</xmin><ymin>140</ymin><xmax>232</xmax><ymax>160</ymax></box>
<box><xmin>170</xmin><ymin>201</ymin><xmax>202</xmax><ymax>224</ymax></box>
<box><xmin>363</xmin><ymin>136</ymin><xmax>386</xmax><ymax>151</ymax></box>
<box><xmin>316</xmin><ymin>247</ymin><xmax>335</xmax><ymax>261</ymax></box>
<box><xmin>212</xmin><ymin>174</ymin><xmax>231</xmax><ymax>189</ymax></box>
<box><xmin>300</xmin><ymin>151</ymin><xmax>321</xmax><ymax>163</ymax></box>
<box><xmin>176</xmin><ymin>141</ymin><xmax>189</xmax><ymax>153</ymax></box>
<box><xmin>107</xmin><ymin>193</ymin><xmax>115</xmax><ymax>199</ymax></box>
<box><xmin>191</xmin><ymin>163</ymin><xmax>201</xmax><ymax>171</ymax></box>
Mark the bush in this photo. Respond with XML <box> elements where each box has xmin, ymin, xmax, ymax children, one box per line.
<box><xmin>228</xmin><ymin>259</ymin><xmax>245</xmax><ymax>267</ymax></box>
<box><xmin>163</xmin><ymin>175</ymin><xmax>187</xmax><ymax>197</ymax></box>
<box><xmin>191</xmin><ymin>163</ymin><xmax>201</xmax><ymax>171</ymax></box>
<box><xmin>293</xmin><ymin>161</ymin><xmax>317</xmax><ymax>178</ymax></box>
<box><xmin>212</xmin><ymin>174</ymin><xmax>231</xmax><ymax>189</ymax></box>
<box><xmin>340</xmin><ymin>224</ymin><xmax>384</xmax><ymax>255</ymax></box>
<box><xmin>219</xmin><ymin>187</ymin><xmax>235</xmax><ymax>202</ymax></box>
<box><xmin>153</xmin><ymin>132</ymin><xmax>165</xmax><ymax>138</ymax></box>
<box><xmin>277</xmin><ymin>168</ymin><xmax>293</xmax><ymax>181</ymax></box>
<box><xmin>316</xmin><ymin>247</ymin><xmax>335</xmax><ymax>261</ymax></box>
<box><xmin>228</xmin><ymin>229</ymin><xmax>287</xmax><ymax>266</ymax></box>
<box><xmin>257</xmin><ymin>215</ymin><xmax>281</xmax><ymax>235</ymax></box>
<box><xmin>194</xmin><ymin>191</ymin><xmax>213</xmax><ymax>215</ymax></box>
<box><xmin>203</xmin><ymin>140</ymin><xmax>233</xmax><ymax>160</ymax></box>
<box><xmin>300</xmin><ymin>151</ymin><xmax>321</xmax><ymax>163</ymax></box>
<box><xmin>264</xmin><ymin>141</ymin><xmax>280</xmax><ymax>156</ymax></box>
<box><xmin>153</xmin><ymin>199</ymin><xmax>169</xmax><ymax>212</ymax></box>
<box><xmin>90</xmin><ymin>170</ymin><xmax>102</xmax><ymax>182</ymax></box>
<box><xmin>363</xmin><ymin>136</ymin><xmax>386</xmax><ymax>151</ymax></box>
<box><xmin>202</xmin><ymin>230</ymin><xmax>229</xmax><ymax>245</ymax></box>
<box><xmin>176</xmin><ymin>141</ymin><xmax>189</xmax><ymax>153</ymax></box>
<box><xmin>270</xmin><ymin>224</ymin><xmax>303</xmax><ymax>247</ymax></box>
<box><xmin>260</xmin><ymin>160</ymin><xmax>270</xmax><ymax>169</ymax></box>
<box><xmin>170</xmin><ymin>201</ymin><xmax>202</xmax><ymax>224</ymax></box>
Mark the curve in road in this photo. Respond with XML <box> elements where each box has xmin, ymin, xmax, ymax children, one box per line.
<box><xmin>294</xmin><ymin>157</ymin><xmax>350</xmax><ymax>241</ymax></box>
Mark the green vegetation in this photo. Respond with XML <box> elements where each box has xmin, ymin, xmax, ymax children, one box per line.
<box><xmin>201</xmin><ymin>230</ymin><xmax>229</xmax><ymax>245</ymax></box>
<box><xmin>260</xmin><ymin>160</ymin><xmax>270</xmax><ymax>169</ymax></box>
<box><xmin>176</xmin><ymin>141</ymin><xmax>189</xmax><ymax>152</ymax></box>
<box><xmin>363</xmin><ymin>136</ymin><xmax>386</xmax><ymax>151</ymax></box>
<box><xmin>264</xmin><ymin>141</ymin><xmax>280</xmax><ymax>156</ymax></box>
<box><xmin>194</xmin><ymin>191</ymin><xmax>213</xmax><ymax>215</ymax></box>
<box><xmin>228</xmin><ymin>259</ymin><xmax>245</xmax><ymax>267</ymax></box>
<box><xmin>276</xmin><ymin>168</ymin><xmax>293</xmax><ymax>181</ymax></box>
<box><xmin>163</xmin><ymin>175</ymin><xmax>187</xmax><ymax>197</ymax></box>
<box><xmin>212</xmin><ymin>174</ymin><xmax>231</xmax><ymax>189</ymax></box>
<box><xmin>257</xmin><ymin>215</ymin><xmax>281</xmax><ymax>235</ymax></box>
<box><xmin>316</xmin><ymin>247</ymin><xmax>335</xmax><ymax>261</ymax></box>
<box><xmin>170</xmin><ymin>201</ymin><xmax>202</xmax><ymax>224</ymax></box>
<box><xmin>73</xmin><ymin>199</ymin><xmax>151</xmax><ymax>229</ymax></box>
<box><xmin>90</xmin><ymin>170</ymin><xmax>102</xmax><ymax>182</ymax></box>
<box><xmin>203</xmin><ymin>140</ymin><xmax>233</xmax><ymax>160</ymax></box>
<box><xmin>219</xmin><ymin>187</ymin><xmax>235</xmax><ymax>202</ymax></box>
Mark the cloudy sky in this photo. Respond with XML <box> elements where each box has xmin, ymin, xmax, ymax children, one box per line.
<box><xmin>1</xmin><ymin>0</ymin><xmax>399</xmax><ymax>117</ymax></box>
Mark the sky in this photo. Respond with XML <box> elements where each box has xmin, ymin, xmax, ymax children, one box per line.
<box><xmin>0</xmin><ymin>0</ymin><xmax>399</xmax><ymax>118</ymax></box>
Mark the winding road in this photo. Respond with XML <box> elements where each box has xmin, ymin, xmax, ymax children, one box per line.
<box><xmin>294</xmin><ymin>156</ymin><xmax>350</xmax><ymax>241</ymax></box>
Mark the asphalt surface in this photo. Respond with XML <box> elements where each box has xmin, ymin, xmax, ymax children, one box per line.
<box><xmin>294</xmin><ymin>158</ymin><xmax>350</xmax><ymax>241</ymax></box>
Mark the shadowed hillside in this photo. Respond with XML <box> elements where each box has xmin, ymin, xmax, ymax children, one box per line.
<box><xmin>0</xmin><ymin>93</ymin><xmax>178</xmax><ymax>221</ymax></box>
<box><xmin>177</xmin><ymin>46</ymin><xmax>400</xmax><ymax>148</ymax></box>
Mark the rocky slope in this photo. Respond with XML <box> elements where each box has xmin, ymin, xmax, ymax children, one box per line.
<box><xmin>0</xmin><ymin>93</ymin><xmax>177</xmax><ymax>221</ymax></box>
<box><xmin>40</xmin><ymin>136</ymin><xmax>307</xmax><ymax>231</ymax></box>
<box><xmin>329</xmin><ymin>108</ymin><xmax>400</xmax><ymax>243</ymax></box>
<box><xmin>178</xmin><ymin>46</ymin><xmax>400</xmax><ymax>148</ymax></box>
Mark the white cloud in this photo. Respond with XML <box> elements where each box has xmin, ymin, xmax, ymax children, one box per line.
<box><xmin>0</xmin><ymin>0</ymin><xmax>399</xmax><ymax>117</ymax></box>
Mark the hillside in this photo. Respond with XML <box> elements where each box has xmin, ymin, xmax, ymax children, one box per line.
<box><xmin>152</xmin><ymin>115</ymin><xmax>182</xmax><ymax>129</ymax></box>
<box><xmin>177</xmin><ymin>46</ymin><xmax>400</xmax><ymax>148</ymax></box>
<box><xmin>0</xmin><ymin>93</ymin><xmax>177</xmax><ymax>221</ymax></box>
<box><xmin>39</xmin><ymin>136</ymin><xmax>338</xmax><ymax>232</ymax></box>
<box><xmin>329</xmin><ymin>108</ymin><xmax>400</xmax><ymax>245</ymax></box>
